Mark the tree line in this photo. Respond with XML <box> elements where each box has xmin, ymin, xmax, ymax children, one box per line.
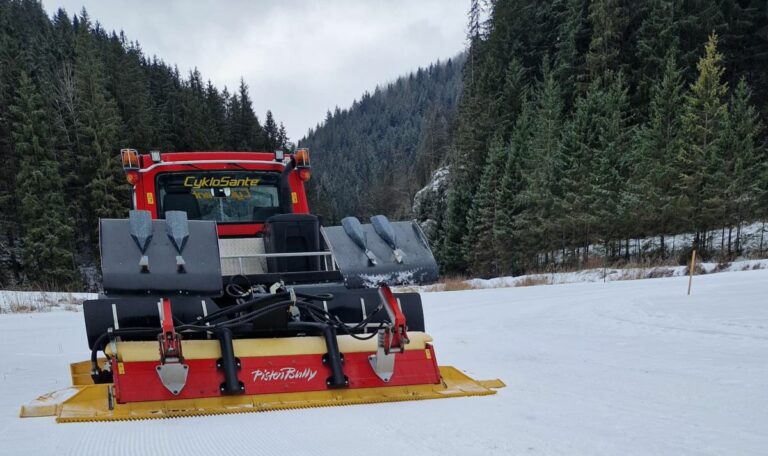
<box><xmin>300</xmin><ymin>55</ymin><xmax>464</xmax><ymax>223</ymax></box>
<box><xmin>0</xmin><ymin>0</ymin><xmax>286</xmax><ymax>289</ymax></box>
<box><xmin>438</xmin><ymin>0</ymin><xmax>768</xmax><ymax>277</ymax></box>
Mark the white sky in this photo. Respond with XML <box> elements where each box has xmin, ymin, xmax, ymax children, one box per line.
<box><xmin>41</xmin><ymin>0</ymin><xmax>469</xmax><ymax>143</ymax></box>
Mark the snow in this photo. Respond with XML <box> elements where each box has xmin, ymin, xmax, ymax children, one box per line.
<box><xmin>0</xmin><ymin>291</ymin><xmax>96</xmax><ymax>313</ymax></box>
<box><xmin>465</xmin><ymin>258</ymin><xmax>768</xmax><ymax>289</ymax></box>
<box><xmin>546</xmin><ymin>221</ymin><xmax>768</xmax><ymax>264</ymax></box>
<box><xmin>1</xmin><ymin>270</ymin><xmax>768</xmax><ymax>455</ymax></box>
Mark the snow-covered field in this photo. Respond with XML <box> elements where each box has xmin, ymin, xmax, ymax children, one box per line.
<box><xmin>1</xmin><ymin>270</ymin><xmax>767</xmax><ymax>455</ymax></box>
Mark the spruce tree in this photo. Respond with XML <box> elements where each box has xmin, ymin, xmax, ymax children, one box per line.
<box><xmin>677</xmin><ymin>33</ymin><xmax>729</xmax><ymax>251</ymax></box>
<box><xmin>73</xmin><ymin>11</ymin><xmax>127</xmax><ymax>238</ymax></box>
<box><xmin>723</xmin><ymin>78</ymin><xmax>763</xmax><ymax>252</ymax></box>
<box><xmin>586</xmin><ymin>0</ymin><xmax>627</xmax><ymax>82</ymax></box>
<box><xmin>518</xmin><ymin>65</ymin><xmax>566</xmax><ymax>266</ymax></box>
<box><xmin>463</xmin><ymin>136</ymin><xmax>507</xmax><ymax>277</ymax></box>
<box><xmin>554</xmin><ymin>0</ymin><xmax>589</xmax><ymax>108</ymax></box>
<box><xmin>494</xmin><ymin>98</ymin><xmax>533</xmax><ymax>274</ymax></box>
<box><xmin>634</xmin><ymin>0</ymin><xmax>677</xmax><ymax>116</ymax></box>
<box><xmin>11</xmin><ymin>72</ymin><xmax>76</xmax><ymax>286</ymax></box>
<box><xmin>560</xmin><ymin>81</ymin><xmax>604</xmax><ymax>262</ymax></box>
<box><xmin>592</xmin><ymin>73</ymin><xmax>632</xmax><ymax>252</ymax></box>
<box><xmin>631</xmin><ymin>50</ymin><xmax>685</xmax><ymax>256</ymax></box>
<box><xmin>263</xmin><ymin>110</ymin><xmax>278</xmax><ymax>151</ymax></box>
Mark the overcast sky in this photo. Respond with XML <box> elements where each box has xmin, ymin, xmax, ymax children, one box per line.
<box><xmin>41</xmin><ymin>0</ymin><xmax>469</xmax><ymax>143</ymax></box>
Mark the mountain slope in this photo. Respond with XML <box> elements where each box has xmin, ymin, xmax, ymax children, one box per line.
<box><xmin>300</xmin><ymin>54</ymin><xmax>464</xmax><ymax>223</ymax></box>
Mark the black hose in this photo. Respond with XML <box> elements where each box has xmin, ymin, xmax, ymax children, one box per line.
<box><xmin>89</xmin><ymin>327</ymin><xmax>162</xmax><ymax>383</ymax></box>
<box><xmin>192</xmin><ymin>292</ymin><xmax>290</xmax><ymax>325</ymax></box>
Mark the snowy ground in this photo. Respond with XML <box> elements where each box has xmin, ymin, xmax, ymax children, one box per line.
<box><xmin>1</xmin><ymin>270</ymin><xmax>767</xmax><ymax>455</ymax></box>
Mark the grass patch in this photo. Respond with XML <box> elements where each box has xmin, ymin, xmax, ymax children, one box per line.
<box><xmin>514</xmin><ymin>275</ymin><xmax>552</xmax><ymax>287</ymax></box>
<box><xmin>0</xmin><ymin>291</ymin><xmax>83</xmax><ymax>314</ymax></box>
<box><xmin>441</xmin><ymin>275</ymin><xmax>474</xmax><ymax>291</ymax></box>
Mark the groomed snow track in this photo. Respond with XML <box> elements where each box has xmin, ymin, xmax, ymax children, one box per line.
<box><xmin>2</xmin><ymin>269</ymin><xmax>767</xmax><ymax>455</ymax></box>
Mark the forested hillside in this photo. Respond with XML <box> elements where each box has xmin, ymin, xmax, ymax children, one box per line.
<box><xmin>299</xmin><ymin>55</ymin><xmax>464</xmax><ymax>223</ymax></box>
<box><xmin>0</xmin><ymin>0</ymin><xmax>287</xmax><ymax>289</ymax></box>
<box><xmin>440</xmin><ymin>0</ymin><xmax>768</xmax><ymax>277</ymax></box>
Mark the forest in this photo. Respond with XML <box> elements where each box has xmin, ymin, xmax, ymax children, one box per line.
<box><xmin>437</xmin><ymin>0</ymin><xmax>768</xmax><ymax>277</ymax></box>
<box><xmin>0</xmin><ymin>0</ymin><xmax>287</xmax><ymax>288</ymax></box>
<box><xmin>299</xmin><ymin>54</ymin><xmax>464</xmax><ymax>223</ymax></box>
<box><xmin>2</xmin><ymin>0</ymin><xmax>768</xmax><ymax>288</ymax></box>
<box><xmin>301</xmin><ymin>1</ymin><xmax>768</xmax><ymax>278</ymax></box>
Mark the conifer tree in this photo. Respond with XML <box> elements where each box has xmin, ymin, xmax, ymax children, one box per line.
<box><xmin>463</xmin><ymin>136</ymin><xmax>507</xmax><ymax>277</ymax></box>
<box><xmin>11</xmin><ymin>72</ymin><xmax>76</xmax><ymax>286</ymax></box>
<box><xmin>263</xmin><ymin>110</ymin><xmax>278</xmax><ymax>151</ymax></box>
<box><xmin>554</xmin><ymin>0</ymin><xmax>588</xmax><ymax>108</ymax></box>
<box><xmin>631</xmin><ymin>50</ymin><xmax>685</xmax><ymax>255</ymax></box>
<box><xmin>518</xmin><ymin>64</ymin><xmax>566</xmax><ymax>265</ymax></box>
<box><xmin>231</xmin><ymin>79</ymin><xmax>265</xmax><ymax>150</ymax></box>
<box><xmin>677</xmin><ymin>34</ymin><xmax>729</xmax><ymax>251</ymax></box>
<box><xmin>723</xmin><ymin>78</ymin><xmax>763</xmax><ymax>252</ymax></box>
<box><xmin>441</xmin><ymin>93</ymin><xmax>488</xmax><ymax>273</ymax></box>
<box><xmin>586</xmin><ymin>0</ymin><xmax>627</xmax><ymax>82</ymax></box>
<box><xmin>493</xmin><ymin>98</ymin><xmax>532</xmax><ymax>274</ymax></box>
<box><xmin>592</xmin><ymin>73</ymin><xmax>632</xmax><ymax>252</ymax></box>
<box><xmin>203</xmin><ymin>80</ymin><xmax>227</xmax><ymax>149</ymax></box>
<box><xmin>73</xmin><ymin>11</ymin><xmax>127</xmax><ymax>237</ymax></box>
<box><xmin>634</xmin><ymin>0</ymin><xmax>677</xmax><ymax>116</ymax></box>
<box><xmin>559</xmin><ymin>81</ymin><xmax>603</xmax><ymax>262</ymax></box>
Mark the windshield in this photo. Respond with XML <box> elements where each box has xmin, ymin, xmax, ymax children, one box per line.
<box><xmin>156</xmin><ymin>171</ymin><xmax>283</xmax><ymax>223</ymax></box>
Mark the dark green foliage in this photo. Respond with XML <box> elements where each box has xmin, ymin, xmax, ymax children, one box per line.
<box><xmin>493</xmin><ymin>99</ymin><xmax>533</xmax><ymax>274</ymax></box>
<box><xmin>0</xmin><ymin>1</ymin><xmax>280</xmax><ymax>288</ymax></box>
<box><xmin>299</xmin><ymin>56</ymin><xmax>464</xmax><ymax>224</ymax></box>
<box><xmin>630</xmin><ymin>50</ymin><xmax>685</xmax><ymax>255</ymax></box>
<box><xmin>436</xmin><ymin>0</ymin><xmax>768</xmax><ymax>274</ymax></box>
<box><xmin>11</xmin><ymin>72</ymin><xmax>76</xmax><ymax>286</ymax></box>
<box><xmin>463</xmin><ymin>136</ymin><xmax>508</xmax><ymax>277</ymax></box>
<box><xmin>677</xmin><ymin>34</ymin><xmax>729</xmax><ymax>246</ymax></box>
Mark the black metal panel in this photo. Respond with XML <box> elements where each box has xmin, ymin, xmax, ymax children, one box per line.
<box><xmin>323</xmin><ymin>219</ymin><xmax>438</xmax><ymax>288</ymax></box>
<box><xmin>100</xmin><ymin>217</ymin><xmax>222</xmax><ymax>296</ymax></box>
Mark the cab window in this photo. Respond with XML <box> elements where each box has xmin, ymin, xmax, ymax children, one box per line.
<box><xmin>156</xmin><ymin>171</ymin><xmax>282</xmax><ymax>223</ymax></box>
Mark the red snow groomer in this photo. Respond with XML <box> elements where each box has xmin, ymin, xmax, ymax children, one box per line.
<box><xmin>21</xmin><ymin>148</ymin><xmax>503</xmax><ymax>422</ymax></box>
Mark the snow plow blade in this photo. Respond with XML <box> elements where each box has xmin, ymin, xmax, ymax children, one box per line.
<box><xmin>21</xmin><ymin>366</ymin><xmax>504</xmax><ymax>423</ymax></box>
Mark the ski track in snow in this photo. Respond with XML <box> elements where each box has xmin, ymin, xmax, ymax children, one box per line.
<box><xmin>1</xmin><ymin>270</ymin><xmax>767</xmax><ymax>455</ymax></box>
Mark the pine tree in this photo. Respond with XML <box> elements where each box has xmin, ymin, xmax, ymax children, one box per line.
<box><xmin>560</xmin><ymin>91</ymin><xmax>593</xmax><ymax>262</ymax></box>
<box><xmin>631</xmin><ymin>49</ymin><xmax>685</xmax><ymax>256</ymax></box>
<box><xmin>179</xmin><ymin>68</ymin><xmax>208</xmax><ymax>149</ymax></box>
<box><xmin>493</xmin><ymin>98</ymin><xmax>532</xmax><ymax>274</ymax></box>
<box><xmin>11</xmin><ymin>72</ymin><xmax>76</xmax><ymax>286</ymax></box>
<box><xmin>230</xmin><ymin>79</ymin><xmax>265</xmax><ymax>150</ymax></box>
<box><xmin>263</xmin><ymin>110</ymin><xmax>278</xmax><ymax>151</ymax></box>
<box><xmin>677</xmin><ymin>33</ymin><xmax>729</xmax><ymax>252</ymax></box>
<box><xmin>517</xmin><ymin>64</ymin><xmax>566</xmax><ymax>266</ymax></box>
<box><xmin>723</xmin><ymin>78</ymin><xmax>763</xmax><ymax>252</ymax></box>
<box><xmin>634</xmin><ymin>0</ymin><xmax>677</xmax><ymax>116</ymax></box>
<box><xmin>441</xmin><ymin>91</ymin><xmax>488</xmax><ymax>273</ymax></box>
<box><xmin>73</xmin><ymin>11</ymin><xmax>128</xmax><ymax>239</ymax></box>
<box><xmin>592</xmin><ymin>73</ymin><xmax>633</xmax><ymax>252</ymax></box>
<box><xmin>586</xmin><ymin>0</ymin><xmax>627</xmax><ymax>82</ymax></box>
<box><xmin>203</xmin><ymin>80</ymin><xmax>226</xmax><ymax>149</ymax></box>
<box><xmin>554</xmin><ymin>0</ymin><xmax>589</xmax><ymax>108</ymax></box>
<box><xmin>463</xmin><ymin>136</ymin><xmax>507</xmax><ymax>277</ymax></box>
